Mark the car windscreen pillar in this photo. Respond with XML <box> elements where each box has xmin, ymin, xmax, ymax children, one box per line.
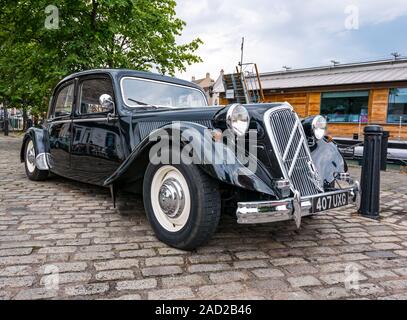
<box><xmin>358</xmin><ymin>125</ymin><xmax>383</xmax><ymax>220</ymax></box>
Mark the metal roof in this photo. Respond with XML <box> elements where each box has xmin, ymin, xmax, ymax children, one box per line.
<box><xmin>261</xmin><ymin>59</ymin><xmax>407</xmax><ymax>90</ymax></box>
<box><xmin>221</xmin><ymin>59</ymin><xmax>407</xmax><ymax>92</ymax></box>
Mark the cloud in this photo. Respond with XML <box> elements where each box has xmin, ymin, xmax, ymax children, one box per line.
<box><xmin>175</xmin><ymin>0</ymin><xmax>407</xmax><ymax>81</ymax></box>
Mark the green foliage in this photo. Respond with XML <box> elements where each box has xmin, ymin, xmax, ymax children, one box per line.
<box><xmin>0</xmin><ymin>0</ymin><xmax>202</xmax><ymax>115</ymax></box>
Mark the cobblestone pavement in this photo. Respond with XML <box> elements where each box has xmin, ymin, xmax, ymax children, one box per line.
<box><xmin>1</xmin><ymin>135</ymin><xmax>407</xmax><ymax>300</ymax></box>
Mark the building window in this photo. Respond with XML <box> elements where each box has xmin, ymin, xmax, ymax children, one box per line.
<box><xmin>320</xmin><ymin>91</ymin><xmax>369</xmax><ymax>123</ymax></box>
<box><xmin>388</xmin><ymin>88</ymin><xmax>407</xmax><ymax>124</ymax></box>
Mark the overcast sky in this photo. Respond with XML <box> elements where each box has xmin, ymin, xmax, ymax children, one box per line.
<box><xmin>175</xmin><ymin>0</ymin><xmax>407</xmax><ymax>81</ymax></box>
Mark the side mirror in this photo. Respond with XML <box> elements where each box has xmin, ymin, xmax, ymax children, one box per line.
<box><xmin>99</xmin><ymin>94</ymin><xmax>115</xmax><ymax>113</ymax></box>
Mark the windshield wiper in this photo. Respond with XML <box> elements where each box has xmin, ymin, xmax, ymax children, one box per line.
<box><xmin>128</xmin><ymin>98</ymin><xmax>147</xmax><ymax>105</ymax></box>
<box><xmin>127</xmin><ymin>98</ymin><xmax>162</xmax><ymax>109</ymax></box>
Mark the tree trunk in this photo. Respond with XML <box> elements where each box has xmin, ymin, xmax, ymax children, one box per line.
<box><xmin>22</xmin><ymin>107</ymin><xmax>28</xmax><ymax>131</ymax></box>
<box><xmin>3</xmin><ymin>103</ymin><xmax>9</xmax><ymax>136</ymax></box>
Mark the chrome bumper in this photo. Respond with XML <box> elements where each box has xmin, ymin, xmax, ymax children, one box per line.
<box><xmin>236</xmin><ymin>182</ymin><xmax>360</xmax><ymax>226</ymax></box>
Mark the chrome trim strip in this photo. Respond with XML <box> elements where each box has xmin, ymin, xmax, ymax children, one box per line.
<box><xmin>120</xmin><ymin>76</ymin><xmax>208</xmax><ymax>108</ymax></box>
<box><xmin>49</xmin><ymin>118</ymin><xmax>113</xmax><ymax>124</ymax></box>
<box><xmin>288</xmin><ymin>135</ymin><xmax>304</xmax><ymax>177</ymax></box>
<box><xmin>48</xmin><ymin>119</ymin><xmax>71</xmax><ymax>125</ymax></box>
<box><xmin>72</xmin><ymin>118</ymin><xmax>109</xmax><ymax>123</ymax></box>
<box><xmin>282</xmin><ymin>121</ymin><xmax>298</xmax><ymax>161</ymax></box>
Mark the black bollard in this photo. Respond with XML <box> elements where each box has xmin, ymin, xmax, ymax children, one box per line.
<box><xmin>358</xmin><ymin>125</ymin><xmax>383</xmax><ymax>219</ymax></box>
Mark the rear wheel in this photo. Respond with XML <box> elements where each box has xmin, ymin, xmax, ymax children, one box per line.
<box><xmin>143</xmin><ymin>153</ymin><xmax>221</xmax><ymax>250</ymax></box>
<box><xmin>24</xmin><ymin>138</ymin><xmax>49</xmax><ymax>181</ymax></box>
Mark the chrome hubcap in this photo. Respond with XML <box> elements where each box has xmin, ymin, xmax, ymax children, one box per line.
<box><xmin>158</xmin><ymin>178</ymin><xmax>185</xmax><ymax>218</ymax></box>
<box><xmin>27</xmin><ymin>149</ymin><xmax>35</xmax><ymax>164</ymax></box>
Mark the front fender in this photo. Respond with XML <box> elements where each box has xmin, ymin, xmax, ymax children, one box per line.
<box><xmin>311</xmin><ymin>139</ymin><xmax>347</xmax><ymax>185</ymax></box>
<box><xmin>104</xmin><ymin>122</ymin><xmax>275</xmax><ymax>196</ymax></box>
<box><xmin>20</xmin><ymin>127</ymin><xmax>50</xmax><ymax>170</ymax></box>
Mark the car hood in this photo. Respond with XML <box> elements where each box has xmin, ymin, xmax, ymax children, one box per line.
<box><xmin>124</xmin><ymin>103</ymin><xmax>286</xmax><ymax>124</ymax></box>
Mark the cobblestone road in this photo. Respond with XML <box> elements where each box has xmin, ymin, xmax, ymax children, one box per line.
<box><xmin>1</xmin><ymin>135</ymin><xmax>407</xmax><ymax>300</ymax></box>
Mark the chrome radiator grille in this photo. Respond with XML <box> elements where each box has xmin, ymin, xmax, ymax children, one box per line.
<box><xmin>265</xmin><ymin>106</ymin><xmax>324</xmax><ymax>197</ymax></box>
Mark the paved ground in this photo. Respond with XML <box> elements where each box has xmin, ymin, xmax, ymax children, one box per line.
<box><xmin>1</xmin><ymin>134</ymin><xmax>407</xmax><ymax>300</ymax></box>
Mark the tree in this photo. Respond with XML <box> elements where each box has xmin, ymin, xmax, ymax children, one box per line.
<box><xmin>0</xmin><ymin>0</ymin><xmax>202</xmax><ymax>116</ymax></box>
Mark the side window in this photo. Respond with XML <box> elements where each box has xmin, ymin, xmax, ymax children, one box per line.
<box><xmin>54</xmin><ymin>83</ymin><xmax>74</xmax><ymax>118</ymax></box>
<box><xmin>78</xmin><ymin>78</ymin><xmax>114</xmax><ymax>114</ymax></box>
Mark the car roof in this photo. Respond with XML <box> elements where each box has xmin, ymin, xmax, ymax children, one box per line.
<box><xmin>58</xmin><ymin>69</ymin><xmax>203</xmax><ymax>91</ymax></box>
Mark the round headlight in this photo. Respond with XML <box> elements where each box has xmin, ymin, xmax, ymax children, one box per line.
<box><xmin>312</xmin><ymin>116</ymin><xmax>327</xmax><ymax>140</ymax></box>
<box><xmin>226</xmin><ymin>104</ymin><xmax>250</xmax><ymax>136</ymax></box>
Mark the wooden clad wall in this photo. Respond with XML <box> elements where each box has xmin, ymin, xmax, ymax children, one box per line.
<box><xmin>264</xmin><ymin>93</ymin><xmax>308</xmax><ymax>117</ymax></box>
<box><xmin>220</xmin><ymin>88</ymin><xmax>406</xmax><ymax>140</ymax></box>
<box><xmin>219</xmin><ymin>97</ymin><xmax>229</xmax><ymax>105</ymax></box>
<box><xmin>307</xmin><ymin>93</ymin><xmax>321</xmax><ymax>116</ymax></box>
<box><xmin>369</xmin><ymin>89</ymin><xmax>389</xmax><ymax>123</ymax></box>
<box><xmin>264</xmin><ymin>92</ymin><xmax>320</xmax><ymax>117</ymax></box>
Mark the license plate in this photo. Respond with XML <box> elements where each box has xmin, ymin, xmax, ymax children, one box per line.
<box><xmin>312</xmin><ymin>192</ymin><xmax>349</xmax><ymax>213</ymax></box>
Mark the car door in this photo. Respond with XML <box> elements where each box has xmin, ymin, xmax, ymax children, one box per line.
<box><xmin>48</xmin><ymin>81</ymin><xmax>75</xmax><ymax>177</ymax></box>
<box><xmin>71</xmin><ymin>75</ymin><xmax>125</xmax><ymax>185</ymax></box>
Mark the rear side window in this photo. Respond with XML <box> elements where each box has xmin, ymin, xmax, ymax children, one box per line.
<box><xmin>78</xmin><ymin>78</ymin><xmax>114</xmax><ymax>114</ymax></box>
<box><xmin>54</xmin><ymin>83</ymin><xmax>74</xmax><ymax>118</ymax></box>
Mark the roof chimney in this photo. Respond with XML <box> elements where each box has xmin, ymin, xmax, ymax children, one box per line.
<box><xmin>206</xmin><ymin>72</ymin><xmax>210</xmax><ymax>79</ymax></box>
<box><xmin>192</xmin><ymin>76</ymin><xmax>196</xmax><ymax>81</ymax></box>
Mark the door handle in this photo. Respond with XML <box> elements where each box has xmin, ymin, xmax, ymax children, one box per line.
<box><xmin>107</xmin><ymin>113</ymin><xmax>118</xmax><ymax>123</ymax></box>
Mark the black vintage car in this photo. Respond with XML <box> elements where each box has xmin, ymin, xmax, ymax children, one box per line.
<box><xmin>21</xmin><ymin>69</ymin><xmax>359</xmax><ymax>250</ymax></box>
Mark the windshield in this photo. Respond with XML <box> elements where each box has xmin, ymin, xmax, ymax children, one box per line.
<box><xmin>121</xmin><ymin>77</ymin><xmax>208</xmax><ymax>108</ymax></box>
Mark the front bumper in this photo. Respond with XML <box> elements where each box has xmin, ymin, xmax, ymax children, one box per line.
<box><xmin>236</xmin><ymin>182</ymin><xmax>360</xmax><ymax>225</ymax></box>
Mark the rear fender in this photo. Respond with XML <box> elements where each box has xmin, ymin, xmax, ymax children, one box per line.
<box><xmin>20</xmin><ymin>127</ymin><xmax>50</xmax><ymax>170</ymax></box>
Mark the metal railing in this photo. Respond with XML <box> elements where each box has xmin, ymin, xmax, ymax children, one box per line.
<box><xmin>239</xmin><ymin>63</ymin><xmax>265</xmax><ymax>104</ymax></box>
<box><xmin>0</xmin><ymin>116</ymin><xmax>24</xmax><ymax>131</ymax></box>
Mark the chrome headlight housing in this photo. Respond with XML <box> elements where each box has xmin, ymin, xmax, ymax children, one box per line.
<box><xmin>312</xmin><ymin>116</ymin><xmax>327</xmax><ymax>140</ymax></box>
<box><xmin>226</xmin><ymin>104</ymin><xmax>250</xmax><ymax>136</ymax></box>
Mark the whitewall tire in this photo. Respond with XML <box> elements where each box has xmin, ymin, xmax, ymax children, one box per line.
<box><xmin>143</xmin><ymin>150</ymin><xmax>221</xmax><ymax>250</ymax></box>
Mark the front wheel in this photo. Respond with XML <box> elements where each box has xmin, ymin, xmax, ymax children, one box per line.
<box><xmin>143</xmin><ymin>160</ymin><xmax>221</xmax><ymax>251</ymax></box>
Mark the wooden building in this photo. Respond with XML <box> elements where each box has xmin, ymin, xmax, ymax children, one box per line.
<box><xmin>216</xmin><ymin>59</ymin><xmax>407</xmax><ymax>140</ymax></box>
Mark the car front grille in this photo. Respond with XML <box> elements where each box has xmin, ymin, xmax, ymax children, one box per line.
<box><xmin>265</xmin><ymin>105</ymin><xmax>324</xmax><ymax>197</ymax></box>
